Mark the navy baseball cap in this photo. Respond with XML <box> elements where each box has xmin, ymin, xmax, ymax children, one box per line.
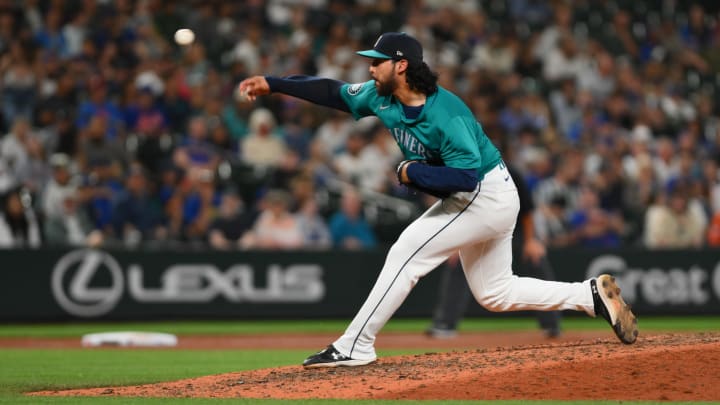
<box><xmin>356</xmin><ymin>32</ymin><xmax>423</xmax><ymax>65</ymax></box>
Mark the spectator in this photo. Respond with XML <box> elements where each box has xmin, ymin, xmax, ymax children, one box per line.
<box><xmin>0</xmin><ymin>118</ymin><xmax>34</xmax><ymax>193</ymax></box>
<box><xmin>697</xmin><ymin>94</ymin><xmax>720</xmax><ymax>150</ymax></box>
<box><xmin>75</xmin><ymin>75</ymin><xmax>125</xmax><ymax>139</ymax></box>
<box><xmin>680</xmin><ymin>4</ymin><xmax>713</xmax><ymax>53</ymax></box>
<box><xmin>598</xmin><ymin>9</ymin><xmax>639</xmax><ymax>60</ymax></box>
<box><xmin>533</xmin><ymin>3</ymin><xmax>573</xmax><ymax>64</ymax></box>
<box><xmin>466</xmin><ymin>27</ymin><xmax>516</xmax><ymax>74</ymax></box>
<box><xmin>21</xmin><ymin>129</ymin><xmax>49</xmax><ymax>194</ymax></box>
<box><xmin>509</xmin><ymin>0</ymin><xmax>552</xmax><ymax>31</ymax></box>
<box><xmin>644</xmin><ymin>183</ymin><xmax>707</xmax><ymax>249</ymax></box>
<box><xmin>36</xmin><ymin>71</ymin><xmax>79</xmax><ymax>156</ymax></box>
<box><xmin>301</xmin><ymin>139</ymin><xmax>337</xmax><ymax>188</ymax></box>
<box><xmin>166</xmin><ymin>167</ymin><xmax>219</xmax><ymax>243</ymax></box>
<box><xmin>79</xmin><ymin>158</ymin><xmax>124</xmax><ymax>236</ymax></box>
<box><xmin>41</xmin><ymin>153</ymin><xmax>78</xmax><ymax>221</ymax></box>
<box><xmin>208</xmin><ymin>120</ymin><xmax>236</xmax><ymax>158</ymax></box>
<box><xmin>1</xmin><ymin>51</ymin><xmax>36</xmax><ymax>121</ymax></box>
<box><xmin>288</xmin><ymin>173</ymin><xmax>316</xmax><ymax>210</ymax></box>
<box><xmin>78</xmin><ymin>115</ymin><xmax>128</xmax><ymax>173</ymax></box>
<box><xmin>333</xmin><ymin>131</ymin><xmax>378</xmax><ymax>191</ymax></box>
<box><xmin>329</xmin><ymin>186</ymin><xmax>376</xmax><ymax>250</ymax></box>
<box><xmin>652</xmin><ymin>137</ymin><xmax>680</xmax><ymax>186</ymax></box>
<box><xmin>622</xmin><ymin>125</ymin><xmax>654</xmax><ymax>180</ymax></box>
<box><xmin>173</xmin><ymin>116</ymin><xmax>220</xmax><ymax>178</ymax></box>
<box><xmin>296</xmin><ymin>198</ymin><xmax>332</xmax><ymax>250</ymax></box>
<box><xmin>499</xmin><ymin>90</ymin><xmax>546</xmax><ymax>137</ymax></box>
<box><xmin>278</xmin><ymin>96</ymin><xmax>313</xmax><ymax>160</ymax></box>
<box><xmin>359</xmin><ymin>125</ymin><xmax>403</xmax><ymax>193</ymax></box>
<box><xmin>314</xmin><ymin>109</ymin><xmax>356</xmax><ymax>158</ymax></box>
<box><xmin>161</xmin><ymin>69</ymin><xmax>193</xmax><ymax>134</ymax></box>
<box><xmin>567</xmin><ymin>186</ymin><xmax>624</xmax><ymax>248</ymax></box>
<box><xmin>229</xmin><ymin>24</ymin><xmax>262</xmax><ymax>75</ymax></box>
<box><xmin>240</xmin><ymin>108</ymin><xmax>288</xmax><ymax>168</ymax></box>
<box><xmin>0</xmin><ymin>188</ymin><xmax>41</xmax><ymax>248</ymax></box>
<box><xmin>208</xmin><ymin>189</ymin><xmax>254</xmax><ymax>250</ymax></box>
<box><xmin>241</xmin><ymin>189</ymin><xmax>303</xmax><ymax>249</ymax></box>
<box><xmin>518</xmin><ymin>145</ymin><xmax>552</xmax><ymax>193</ymax></box>
<box><xmin>183</xmin><ymin>43</ymin><xmax>211</xmax><ymax>88</ymax></box>
<box><xmin>61</xmin><ymin>11</ymin><xmax>89</xmax><ymax>59</ymax></box>
<box><xmin>221</xmin><ymin>94</ymin><xmax>251</xmax><ymax>141</ymax></box>
<box><xmin>534</xmin><ymin>193</ymin><xmax>574</xmax><ymax>247</ymax></box>
<box><xmin>44</xmin><ymin>193</ymin><xmax>103</xmax><ymax>247</ymax></box>
<box><xmin>124</xmin><ymin>87</ymin><xmax>167</xmax><ymax>138</ymax></box>
<box><xmin>622</xmin><ymin>154</ymin><xmax>660</xmax><ymax>245</ymax></box>
<box><xmin>33</xmin><ymin>7</ymin><xmax>67</xmax><ymax>58</ymax></box>
<box><xmin>578</xmin><ymin>51</ymin><xmax>616</xmax><ymax>102</ymax></box>
<box><xmin>34</xmin><ymin>105</ymin><xmax>60</xmax><ymax>156</ymax></box>
<box><xmin>591</xmin><ymin>156</ymin><xmax>626</xmax><ymax>213</ymax></box>
<box><xmin>602</xmin><ymin>91</ymin><xmax>634</xmax><ymax>129</ymax></box>
<box><xmin>549</xmin><ymin>78</ymin><xmax>583</xmax><ymax>142</ymax></box>
<box><xmin>542</xmin><ymin>34</ymin><xmax>588</xmax><ymax>84</ymax></box>
<box><xmin>534</xmin><ymin>149</ymin><xmax>584</xmax><ymax>215</ymax></box>
<box><xmin>154</xmin><ymin>161</ymin><xmax>180</xmax><ymax>205</ymax></box>
<box><xmin>112</xmin><ymin>163</ymin><xmax>166</xmax><ymax>246</ymax></box>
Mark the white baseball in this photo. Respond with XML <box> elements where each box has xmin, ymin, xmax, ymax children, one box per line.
<box><xmin>174</xmin><ymin>28</ymin><xmax>195</xmax><ymax>45</ymax></box>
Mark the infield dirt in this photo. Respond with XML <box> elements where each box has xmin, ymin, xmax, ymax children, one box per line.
<box><xmin>28</xmin><ymin>331</ymin><xmax>720</xmax><ymax>401</ymax></box>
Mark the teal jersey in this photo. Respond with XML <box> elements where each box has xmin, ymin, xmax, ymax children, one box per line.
<box><xmin>340</xmin><ymin>80</ymin><xmax>501</xmax><ymax>180</ymax></box>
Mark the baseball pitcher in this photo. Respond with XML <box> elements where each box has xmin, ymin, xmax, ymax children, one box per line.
<box><xmin>237</xmin><ymin>32</ymin><xmax>638</xmax><ymax>368</ymax></box>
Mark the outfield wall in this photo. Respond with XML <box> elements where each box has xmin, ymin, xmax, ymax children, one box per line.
<box><xmin>1</xmin><ymin>247</ymin><xmax>719</xmax><ymax>320</ymax></box>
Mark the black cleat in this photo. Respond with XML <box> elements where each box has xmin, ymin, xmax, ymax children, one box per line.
<box><xmin>591</xmin><ymin>274</ymin><xmax>639</xmax><ymax>344</ymax></box>
<box><xmin>302</xmin><ymin>345</ymin><xmax>376</xmax><ymax>368</ymax></box>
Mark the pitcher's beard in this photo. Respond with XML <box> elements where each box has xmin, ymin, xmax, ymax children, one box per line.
<box><xmin>376</xmin><ymin>76</ymin><xmax>398</xmax><ymax>97</ymax></box>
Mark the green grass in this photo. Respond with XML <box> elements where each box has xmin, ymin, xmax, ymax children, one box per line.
<box><xmin>0</xmin><ymin>317</ymin><xmax>717</xmax><ymax>404</ymax></box>
<box><xmin>1</xmin><ymin>315</ymin><xmax>718</xmax><ymax>338</ymax></box>
<box><xmin>0</xmin><ymin>349</ymin><xmax>301</xmax><ymax>402</ymax></box>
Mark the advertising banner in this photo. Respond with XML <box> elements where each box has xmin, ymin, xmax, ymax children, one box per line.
<box><xmin>1</xmin><ymin>248</ymin><xmax>719</xmax><ymax>320</ymax></box>
<box><xmin>548</xmin><ymin>250</ymin><xmax>720</xmax><ymax>315</ymax></box>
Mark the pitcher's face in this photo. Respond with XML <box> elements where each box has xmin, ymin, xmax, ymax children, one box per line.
<box><xmin>369</xmin><ymin>58</ymin><xmax>398</xmax><ymax>96</ymax></box>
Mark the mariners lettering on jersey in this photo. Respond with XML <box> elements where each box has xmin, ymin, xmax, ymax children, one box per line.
<box><xmin>391</xmin><ymin>127</ymin><xmax>429</xmax><ymax>158</ymax></box>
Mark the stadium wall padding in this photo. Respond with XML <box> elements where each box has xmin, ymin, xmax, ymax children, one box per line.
<box><xmin>1</xmin><ymin>248</ymin><xmax>719</xmax><ymax>320</ymax></box>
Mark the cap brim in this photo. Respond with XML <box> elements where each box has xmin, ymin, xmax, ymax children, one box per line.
<box><xmin>356</xmin><ymin>50</ymin><xmax>392</xmax><ymax>59</ymax></box>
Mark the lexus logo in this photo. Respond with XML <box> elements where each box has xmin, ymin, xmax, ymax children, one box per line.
<box><xmin>51</xmin><ymin>249</ymin><xmax>124</xmax><ymax>317</ymax></box>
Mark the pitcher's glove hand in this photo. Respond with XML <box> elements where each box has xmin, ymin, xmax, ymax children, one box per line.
<box><xmin>396</xmin><ymin>160</ymin><xmax>451</xmax><ymax>199</ymax></box>
<box><xmin>396</xmin><ymin>160</ymin><xmax>420</xmax><ymax>185</ymax></box>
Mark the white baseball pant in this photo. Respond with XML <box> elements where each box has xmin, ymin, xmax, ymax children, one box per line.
<box><xmin>333</xmin><ymin>162</ymin><xmax>596</xmax><ymax>361</ymax></box>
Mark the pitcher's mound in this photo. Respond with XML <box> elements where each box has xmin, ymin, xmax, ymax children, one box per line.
<box><xmin>31</xmin><ymin>332</ymin><xmax>720</xmax><ymax>401</ymax></box>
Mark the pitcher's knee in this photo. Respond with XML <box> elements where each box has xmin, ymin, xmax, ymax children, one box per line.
<box><xmin>476</xmin><ymin>293</ymin><xmax>512</xmax><ymax>312</ymax></box>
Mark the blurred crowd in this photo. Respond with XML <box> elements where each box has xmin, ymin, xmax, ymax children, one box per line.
<box><xmin>1</xmin><ymin>0</ymin><xmax>720</xmax><ymax>251</ymax></box>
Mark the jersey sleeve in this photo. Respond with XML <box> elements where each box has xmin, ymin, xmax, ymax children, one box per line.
<box><xmin>339</xmin><ymin>80</ymin><xmax>378</xmax><ymax>120</ymax></box>
<box><xmin>439</xmin><ymin>116</ymin><xmax>483</xmax><ymax>169</ymax></box>
<box><xmin>266</xmin><ymin>76</ymin><xmax>350</xmax><ymax>112</ymax></box>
